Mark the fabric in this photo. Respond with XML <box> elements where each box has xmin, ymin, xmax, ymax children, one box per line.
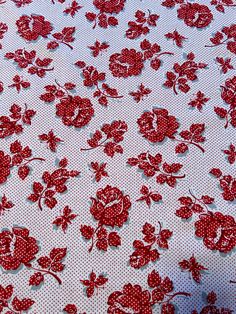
<box><xmin>0</xmin><ymin>0</ymin><xmax>236</xmax><ymax>313</ymax></box>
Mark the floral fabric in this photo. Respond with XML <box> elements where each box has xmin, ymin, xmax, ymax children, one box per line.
<box><xmin>0</xmin><ymin>0</ymin><xmax>236</xmax><ymax>313</ymax></box>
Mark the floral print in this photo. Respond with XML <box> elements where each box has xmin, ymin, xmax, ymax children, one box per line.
<box><xmin>0</xmin><ymin>0</ymin><xmax>235</xmax><ymax>312</ymax></box>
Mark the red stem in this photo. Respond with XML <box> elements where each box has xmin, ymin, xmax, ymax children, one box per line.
<box><xmin>38</xmin><ymin>187</ymin><xmax>47</xmax><ymax>211</ymax></box>
<box><xmin>95</xmin><ymin>83</ymin><xmax>123</xmax><ymax>99</ymax></box>
<box><xmin>205</xmin><ymin>38</ymin><xmax>228</xmax><ymax>48</ymax></box>
<box><xmin>28</xmin><ymin>266</ymin><xmax>62</xmax><ymax>285</ymax></box>
<box><xmin>80</xmin><ymin>137</ymin><xmax>108</xmax><ymax>152</ymax></box>
<box><xmin>166</xmin><ymin>292</ymin><xmax>191</xmax><ymax>303</ymax></box>
<box><xmin>174</xmin><ymin>138</ymin><xmax>205</xmax><ymax>153</ymax></box>
<box><xmin>24</xmin><ymin>157</ymin><xmax>46</xmax><ymax>166</ymax></box>
<box><xmin>230</xmin><ymin>280</ymin><xmax>236</xmax><ymax>284</ymax></box>
<box><xmin>62</xmin><ymin>41</ymin><xmax>73</xmax><ymax>50</ymax></box>
<box><xmin>88</xmin><ymin>225</ymin><xmax>102</xmax><ymax>253</ymax></box>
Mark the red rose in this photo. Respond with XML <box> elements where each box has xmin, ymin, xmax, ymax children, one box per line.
<box><xmin>55</xmin><ymin>95</ymin><xmax>94</xmax><ymax>128</ymax></box>
<box><xmin>0</xmin><ymin>227</ymin><xmax>39</xmax><ymax>270</ymax></box>
<box><xmin>16</xmin><ymin>15</ymin><xmax>53</xmax><ymax>41</ymax></box>
<box><xmin>177</xmin><ymin>3</ymin><xmax>213</xmax><ymax>28</ymax></box>
<box><xmin>93</xmin><ymin>0</ymin><xmax>125</xmax><ymax>14</ymax></box>
<box><xmin>109</xmin><ymin>48</ymin><xmax>144</xmax><ymax>78</ymax></box>
<box><xmin>137</xmin><ymin>108</ymin><xmax>179</xmax><ymax>143</ymax></box>
<box><xmin>195</xmin><ymin>212</ymin><xmax>236</xmax><ymax>253</ymax></box>
<box><xmin>90</xmin><ymin>185</ymin><xmax>131</xmax><ymax>227</ymax></box>
<box><xmin>221</xmin><ymin>76</ymin><xmax>236</xmax><ymax>108</ymax></box>
<box><xmin>0</xmin><ymin>151</ymin><xmax>11</xmax><ymax>184</ymax></box>
<box><xmin>107</xmin><ymin>284</ymin><xmax>152</xmax><ymax>313</ymax></box>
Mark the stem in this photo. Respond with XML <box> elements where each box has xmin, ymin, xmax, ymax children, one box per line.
<box><xmin>95</xmin><ymin>83</ymin><xmax>123</xmax><ymax>99</ymax></box>
<box><xmin>205</xmin><ymin>38</ymin><xmax>228</xmax><ymax>48</ymax></box>
<box><xmin>38</xmin><ymin>187</ymin><xmax>47</xmax><ymax>211</ymax></box>
<box><xmin>88</xmin><ymin>225</ymin><xmax>102</xmax><ymax>253</ymax></box>
<box><xmin>230</xmin><ymin>280</ymin><xmax>236</xmax><ymax>284</ymax></box>
<box><xmin>80</xmin><ymin>137</ymin><xmax>108</xmax><ymax>152</ymax></box>
<box><xmin>24</xmin><ymin>157</ymin><xmax>46</xmax><ymax>166</ymax></box>
<box><xmin>62</xmin><ymin>41</ymin><xmax>73</xmax><ymax>50</ymax></box>
<box><xmin>174</xmin><ymin>138</ymin><xmax>205</xmax><ymax>153</ymax></box>
<box><xmin>166</xmin><ymin>292</ymin><xmax>191</xmax><ymax>303</ymax></box>
<box><xmin>156</xmin><ymin>52</ymin><xmax>174</xmax><ymax>57</ymax></box>
<box><xmin>159</xmin><ymin>169</ymin><xmax>186</xmax><ymax>179</ymax></box>
<box><xmin>28</xmin><ymin>266</ymin><xmax>62</xmax><ymax>285</ymax></box>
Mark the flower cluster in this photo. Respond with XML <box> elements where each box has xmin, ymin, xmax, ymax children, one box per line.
<box><xmin>40</xmin><ymin>81</ymin><xmax>95</xmax><ymax>129</ymax></box>
<box><xmin>164</xmin><ymin>52</ymin><xmax>207</xmax><ymax>94</ymax></box>
<box><xmin>206</xmin><ymin>24</ymin><xmax>236</xmax><ymax>55</ymax></box>
<box><xmin>130</xmin><ymin>222</ymin><xmax>172</xmax><ymax>269</ymax></box>
<box><xmin>80</xmin><ymin>185</ymin><xmax>131</xmax><ymax>253</ymax></box>
<box><xmin>109</xmin><ymin>39</ymin><xmax>173</xmax><ymax>78</ymax></box>
<box><xmin>5</xmin><ymin>49</ymin><xmax>54</xmax><ymax>78</ymax></box>
<box><xmin>81</xmin><ymin>120</ymin><xmax>128</xmax><ymax>157</ymax></box>
<box><xmin>127</xmin><ymin>151</ymin><xmax>185</xmax><ymax>188</ymax></box>
<box><xmin>107</xmin><ymin>270</ymin><xmax>191</xmax><ymax>314</ymax></box>
<box><xmin>75</xmin><ymin>61</ymin><xmax>123</xmax><ymax>106</ymax></box>
<box><xmin>125</xmin><ymin>10</ymin><xmax>159</xmax><ymax>40</ymax></box>
<box><xmin>28</xmin><ymin>158</ymin><xmax>80</xmax><ymax>210</ymax></box>
<box><xmin>214</xmin><ymin>76</ymin><xmax>236</xmax><ymax>128</ymax></box>
<box><xmin>0</xmin><ymin>284</ymin><xmax>35</xmax><ymax>313</ymax></box>
<box><xmin>0</xmin><ymin>104</ymin><xmax>36</xmax><ymax>139</ymax></box>
<box><xmin>210</xmin><ymin>168</ymin><xmax>236</xmax><ymax>202</ymax></box>
<box><xmin>85</xmin><ymin>0</ymin><xmax>125</xmax><ymax>29</ymax></box>
<box><xmin>162</xmin><ymin>1</ymin><xmax>213</xmax><ymax>28</ymax></box>
<box><xmin>192</xmin><ymin>291</ymin><xmax>233</xmax><ymax>314</ymax></box>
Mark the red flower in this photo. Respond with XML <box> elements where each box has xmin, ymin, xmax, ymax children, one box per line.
<box><xmin>137</xmin><ymin>108</ymin><xmax>179</xmax><ymax>143</ymax></box>
<box><xmin>177</xmin><ymin>3</ymin><xmax>213</xmax><ymax>28</ymax></box>
<box><xmin>39</xmin><ymin>130</ymin><xmax>63</xmax><ymax>152</ymax></box>
<box><xmin>223</xmin><ymin>144</ymin><xmax>236</xmax><ymax>164</ymax></box>
<box><xmin>179</xmin><ymin>254</ymin><xmax>208</xmax><ymax>283</ymax></box>
<box><xmin>93</xmin><ymin>0</ymin><xmax>125</xmax><ymax>14</ymax></box>
<box><xmin>107</xmin><ymin>283</ymin><xmax>153</xmax><ymax>313</ymax></box>
<box><xmin>16</xmin><ymin>15</ymin><xmax>53</xmax><ymax>41</ymax></box>
<box><xmin>55</xmin><ymin>95</ymin><xmax>94</xmax><ymax>128</ymax></box>
<box><xmin>80</xmin><ymin>271</ymin><xmax>108</xmax><ymax>298</ymax></box>
<box><xmin>0</xmin><ymin>227</ymin><xmax>39</xmax><ymax>270</ymax></box>
<box><xmin>90</xmin><ymin>185</ymin><xmax>131</xmax><ymax>228</ymax></box>
<box><xmin>195</xmin><ymin>212</ymin><xmax>236</xmax><ymax>253</ymax></box>
<box><xmin>109</xmin><ymin>48</ymin><xmax>144</xmax><ymax>78</ymax></box>
<box><xmin>53</xmin><ymin>206</ymin><xmax>77</xmax><ymax>233</ymax></box>
<box><xmin>129</xmin><ymin>83</ymin><xmax>152</xmax><ymax>103</ymax></box>
<box><xmin>0</xmin><ymin>194</ymin><xmax>14</xmax><ymax>215</ymax></box>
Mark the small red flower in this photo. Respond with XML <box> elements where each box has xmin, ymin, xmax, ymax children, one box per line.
<box><xmin>188</xmin><ymin>91</ymin><xmax>210</xmax><ymax>111</ymax></box>
<box><xmin>64</xmin><ymin>1</ymin><xmax>83</xmax><ymax>17</ymax></box>
<box><xmin>129</xmin><ymin>83</ymin><xmax>151</xmax><ymax>103</ymax></box>
<box><xmin>179</xmin><ymin>254</ymin><xmax>208</xmax><ymax>283</ymax></box>
<box><xmin>165</xmin><ymin>30</ymin><xmax>187</xmax><ymax>47</ymax></box>
<box><xmin>216</xmin><ymin>57</ymin><xmax>234</xmax><ymax>74</ymax></box>
<box><xmin>136</xmin><ymin>185</ymin><xmax>162</xmax><ymax>208</ymax></box>
<box><xmin>88</xmin><ymin>40</ymin><xmax>109</xmax><ymax>57</ymax></box>
<box><xmin>8</xmin><ymin>75</ymin><xmax>30</xmax><ymax>93</ymax></box>
<box><xmin>80</xmin><ymin>271</ymin><xmax>108</xmax><ymax>298</ymax></box>
<box><xmin>90</xmin><ymin>162</ymin><xmax>109</xmax><ymax>182</ymax></box>
<box><xmin>137</xmin><ymin>108</ymin><xmax>179</xmax><ymax>143</ymax></box>
<box><xmin>39</xmin><ymin>130</ymin><xmax>63</xmax><ymax>152</ymax></box>
<box><xmin>53</xmin><ymin>206</ymin><xmax>77</xmax><ymax>233</ymax></box>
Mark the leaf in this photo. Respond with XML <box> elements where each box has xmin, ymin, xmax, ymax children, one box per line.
<box><xmin>50</xmin><ymin>247</ymin><xmax>67</xmax><ymax>261</ymax></box>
